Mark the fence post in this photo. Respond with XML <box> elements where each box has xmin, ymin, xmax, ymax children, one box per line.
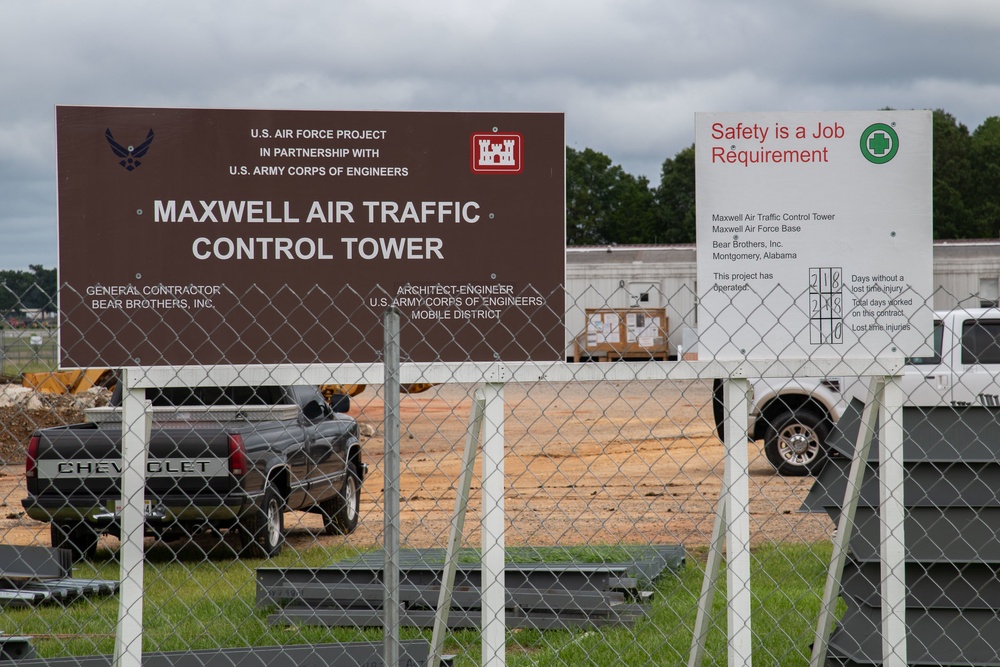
<box><xmin>481</xmin><ymin>381</ymin><xmax>506</xmax><ymax>667</ymax></box>
<box><xmin>383</xmin><ymin>308</ymin><xmax>402</xmax><ymax>667</ymax></box>
<box><xmin>113</xmin><ymin>369</ymin><xmax>151</xmax><ymax>667</ymax></box>
<box><xmin>879</xmin><ymin>375</ymin><xmax>906</xmax><ymax>666</ymax></box>
<box><xmin>429</xmin><ymin>389</ymin><xmax>487</xmax><ymax>667</ymax></box>
<box><xmin>723</xmin><ymin>377</ymin><xmax>753</xmax><ymax>667</ymax></box>
<box><xmin>687</xmin><ymin>376</ymin><xmax>752</xmax><ymax>667</ymax></box>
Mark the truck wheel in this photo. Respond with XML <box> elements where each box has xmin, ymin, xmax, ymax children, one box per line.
<box><xmin>763</xmin><ymin>409</ymin><xmax>830</xmax><ymax>476</ymax></box>
<box><xmin>51</xmin><ymin>522</ymin><xmax>99</xmax><ymax>561</ymax></box>
<box><xmin>238</xmin><ymin>486</ymin><xmax>285</xmax><ymax>558</ymax></box>
<box><xmin>321</xmin><ymin>467</ymin><xmax>360</xmax><ymax>535</ymax></box>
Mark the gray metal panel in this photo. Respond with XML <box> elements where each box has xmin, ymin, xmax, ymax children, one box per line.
<box><xmin>279</xmin><ymin>544</ymin><xmax>684</xmax><ymax>585</ymax></box>
<box><xmin>820</xmin><ymin>656</ymin><xmax>875</xmax><ymax>667</ymax></box>
<box><xmin>841</xmin><ymin>560</ymin><xmax>1000</xmax><ymax>610</ymax></box>
<box><xmin>846</xmin><ymin>506</ymin><xmax>1000</xmax><ymax>563</ymax></box>
<box><xmin>258</xmin><ymin>580</ymin><xmax>627</xmax><ymax>613</ymax></box>
<box><xmin>256</xmin><ymin>547</ymin><xmax>681</xmax><ymax>633</ymax></box>
<box><xmin>268</xmin><ymin>606</ymin><xmax>648</xmax><ymax>630</ymax></box>
<box><xmin>828</xmin><ymin>601</ymin><xmax>1000</xmax><ymax>666</ymax></box>
<box><xmin>0</xmin><ymin>579</ymin><xmax>118</xmax><ymax>609</ymax></box>
<box><xmin>801</xmin><ymin>458</ymin><xmax>1000</xmax><ymax>513</ymax></box>
<box><xmin>0</xmin><ymin>590</ymin><xmax>48</xmax><ymax>607</ymax></box>
<box><xmin>0</xmin><ymin>636</ymin><xmax>36</xmax><ymax>661</ymax></box>
<box><xmin>256</xmin><ymin>564</ymin><xmax>633</xmax><ymax>606</ymax></box>
<box><xmin>825</xmin><ymin>400</ymin><xmax>1000</xmax><ymax>462</ymax></box>
<box><xmin>806</xmin><ymin>394</ymin><xmax>1000</xmax><ymax>664</ymax></box>
<box><xmin>8</xmin><ymin>641</ymin><xmax>430</xmax><ymax>667</ymax></box>
<box><xmin>0</xmin><ymin>545</ymin><xmax>72</xmax><ymax>580</ymax></box>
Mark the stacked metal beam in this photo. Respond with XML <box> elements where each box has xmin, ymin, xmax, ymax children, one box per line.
<box><xmin>0</xmin><ymin>635</ymin><xmax>36</xmax><ymax>661</ymax></box>
<box><xmin>6</xmin><ymin>640</ymin><xmax>433</xmax><ymax>667</ymax></box>
<box><xmin>0</xmin><ymin>545</ymin><xmax>118</xmax><ymax>609</ymax></box>
<box><xmin>260</xmin><ymin>546</ymin><xmax>684</xmax><ymax>630</ymax></box>
<box><xmin>803</xmin><ymin>401</ymin><xmax>1000</xmax><ymax>665</ymax></box>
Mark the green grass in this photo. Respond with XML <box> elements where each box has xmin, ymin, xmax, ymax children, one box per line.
<box><xmin>0</xmin><ymin>542</ymin><xmax>840</xmax><ymax>666</ymax></box>
<box><xmin>2</xmin><ymin>358</ymin><xmax>58</xmax><ymax>377</ymax></box>
<box><xmin>501</xmin><ymin>542</ymin><xmax>841</xmax><ymax>667</ymax></box>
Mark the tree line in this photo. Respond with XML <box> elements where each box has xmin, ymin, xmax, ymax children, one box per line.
<box><xmin>568</xmin><ymin>109</ymin><xmax>1000</xmax><ymax>245</ymax></box>
<box><xmin>1</xmin><ymin>265</ymin><xmax>57</xmax><ymax>318</ymax></box>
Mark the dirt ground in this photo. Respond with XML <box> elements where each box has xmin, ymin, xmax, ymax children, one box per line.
<box><xmin>0</xmin><ymin>379</ymin><xmax>833</xmax><ymax>554</ymax></box>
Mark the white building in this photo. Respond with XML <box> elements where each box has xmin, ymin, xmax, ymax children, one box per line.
<box><xmin>565</xmin><ymin>240</ymin><xmax>1000</xmax><ymax>360</ymax></box>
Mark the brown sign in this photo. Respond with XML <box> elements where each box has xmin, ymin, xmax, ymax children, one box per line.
<box><xmin>56</xmin><ymin>107</ymin><xmax>566</xmax><ymax>366</ymax></box>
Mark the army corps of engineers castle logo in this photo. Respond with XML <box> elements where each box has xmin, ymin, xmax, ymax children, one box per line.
<box><xmin>860</xmin><ymin>123</ymin><xmax>899</xmax><ymax>164</ymax></box>
<box><xmin>470</xmin><ymin>132</ymin><xmax>523</xmax><ymax>174</ymax></box>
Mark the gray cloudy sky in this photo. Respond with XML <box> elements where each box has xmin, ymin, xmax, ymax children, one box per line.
<box><xmin>3</xmin><ymin>0</ymin><xmax>1000</xmax><ymax>270</ymax></box>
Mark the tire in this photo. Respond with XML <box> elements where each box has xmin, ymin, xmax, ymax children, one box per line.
<box><xmin>321</xmin><ymin>467</ymin><xmax>361</xmax><ymax>535</ymax></box>
<box><xmin>51</xmin><ymin>522</ymin><xmax>99</xmax><ymax>561</ymax></box>
<box><xmin>763</xmin><ymin>409</ymin><xmax>830</xmax><ymax>476</ymax></box>
<box><xmin>237</xmin><ymin>486</ymin><xmax>285</xmax><ymax>558</ymax></box>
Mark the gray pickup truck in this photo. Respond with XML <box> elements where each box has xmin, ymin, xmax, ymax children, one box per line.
<box><xmin>22</xmin><ymin>384</ymin><xmax>366</xmax><ymax>559</ymax></box>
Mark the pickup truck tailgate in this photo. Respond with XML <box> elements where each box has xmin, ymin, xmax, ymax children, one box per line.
<box><xmin>27</xmin><ymin>424</ymin><xmax>235</xmax><ymax>499</ymax></box>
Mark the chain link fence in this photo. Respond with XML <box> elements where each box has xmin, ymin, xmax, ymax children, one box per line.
<box><xmin>0</xmin><ymin>278</ymin><xmax>988</xmax><ymax>666</ymax></box>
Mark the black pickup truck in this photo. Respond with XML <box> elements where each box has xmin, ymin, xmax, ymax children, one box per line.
<box><xmin>22</xmin><ymin>384</ymin><xmax>366</xmax><ymax>559</ymax></box>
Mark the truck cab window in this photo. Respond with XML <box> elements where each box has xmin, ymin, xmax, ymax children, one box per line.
<box><xmin>961</xmin><ymin>319</ymin><xmax>1000</xmax><ymax>364</ymax></box>
<box><xmin>906</xmin><ymin>320</ymin><xmax>943</xmax><ymax>365</ymax></box>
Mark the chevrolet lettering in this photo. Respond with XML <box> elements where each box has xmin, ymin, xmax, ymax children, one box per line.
<box><xmin>52</xmin><ymin>459</ymin><xmax>222</xmax><ymax>477</ymax></box>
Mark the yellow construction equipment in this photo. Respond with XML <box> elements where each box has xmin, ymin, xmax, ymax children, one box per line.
<box><xmin>321</xmin><ymin>384</ymin><xmax>368</xmax><ymax>400</ymax></box>
<box><xmin>22</xmin><ymin>368</ymin><xmax>116</xmax><ymax>394</ymax></box>
<box><xmin>321</xmin><ymin>383</ymin><xmax>436</xmax><ymax>400</ymax></box>
<box><xmin>21</xmin><ymin>372</ymin><xmax>433</xmax><ymax>399</ymax></box>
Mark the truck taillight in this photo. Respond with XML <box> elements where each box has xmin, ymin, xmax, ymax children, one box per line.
<box><xmin>228</xmin><ymin>434</ymin><xmax>247</xmax><ymax>477</ymax></box>
<box><xmin>25</xmin><ymin>435</ymin><xmax>39</xmax><ymax>479</ymax></box>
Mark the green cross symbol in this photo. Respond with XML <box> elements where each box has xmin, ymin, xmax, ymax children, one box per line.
<box><xmin>860</xmin><ymin>123</ymin><xmax>899</xmax><ymax>164</ymax></box>
<box><xmin>868</xmin><ymin>131</ymin><xmax>891</xmax><ymax>156</ymax></box>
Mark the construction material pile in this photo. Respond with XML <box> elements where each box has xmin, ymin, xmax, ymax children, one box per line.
<box><xmin>259</xmin><ymin>545</ymin><xmax>685</xmax><ymax>630</ymax></box>
<box><xmin>0</xmin><ymin>544</ymin><xmax>118</xmax><ymax>608</ymax></box>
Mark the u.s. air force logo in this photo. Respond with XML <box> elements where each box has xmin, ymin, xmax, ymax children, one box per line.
<box><xmin>105</xmin><ymin>128</ymin><xmax>155</xmax><ymax>171</ymax></box>
<box><xmin>860</xmin><ymin>123</ymin><xmax>899</xmax><ymax>164</ymax></box>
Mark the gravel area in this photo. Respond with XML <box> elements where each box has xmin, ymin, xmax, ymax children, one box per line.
<box><xmin>0</xmin><ymin>378</ymin><xmax>833</xmax><ymax>554</ymax></box>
